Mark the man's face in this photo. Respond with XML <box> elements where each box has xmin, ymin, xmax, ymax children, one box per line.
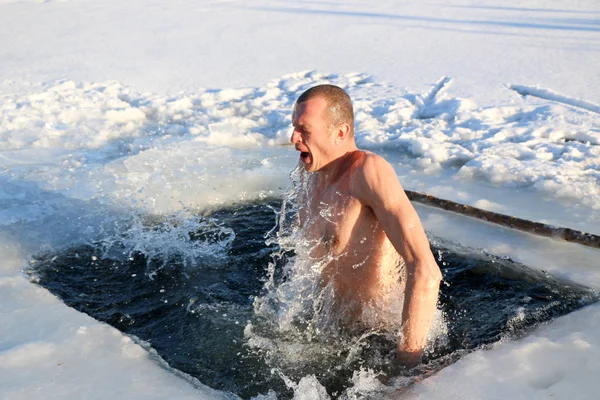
<box><xmin>290</xmin><ymin>97</ymin><xmax>336</xmax><ymax>172</ymax></box>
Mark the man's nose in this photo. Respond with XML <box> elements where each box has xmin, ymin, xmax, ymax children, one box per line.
<box><xmin>290</xmin><ymin>129</ymin><xmax>301</xmax><ymax>144</ymax></box>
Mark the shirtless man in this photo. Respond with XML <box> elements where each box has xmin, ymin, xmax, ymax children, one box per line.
<box><xmin>290</xmin><ymin>84</ymin><xmax>442</xmax><ymax>365</ymax></box>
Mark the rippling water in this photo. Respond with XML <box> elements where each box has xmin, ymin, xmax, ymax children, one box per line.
<box><xmin>28</xmin><ymin>200</ymin><xmax>597</xmax><ymax>399</ymax></box>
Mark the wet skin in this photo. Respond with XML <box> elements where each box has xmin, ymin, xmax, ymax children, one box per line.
<box><xmin>291</xmin><ymin>96</ymin><xmax>442</xmax><ymax>365</ymax></box>
<box><xmin>296</xmin><ymin>151</ymin><xmax>404</xmax><ymax>322</ymax></box>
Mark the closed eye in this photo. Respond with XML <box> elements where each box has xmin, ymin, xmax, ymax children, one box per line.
<box><xmin>293</xmin><ymin>124</ymin><xmax>310</xmax><ymax>137</ymax></box>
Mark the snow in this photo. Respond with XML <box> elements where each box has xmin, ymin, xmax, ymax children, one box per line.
<box><xmin>404</xmin><ymin>303</ymin><xmax>600</xmax><ymax>400</ymax></box>
<box><xmin>1</xmin><ymin>0</ymin><xmax>599</xmax><ymax>398</ymax></box>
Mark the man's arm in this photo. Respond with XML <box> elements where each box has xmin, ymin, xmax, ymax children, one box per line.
<box><xmin>351</xmin><ymin>153</ymin><xmax>442</xmax><ymax>364</ymax></box>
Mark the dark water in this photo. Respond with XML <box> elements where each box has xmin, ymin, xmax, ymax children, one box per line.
<box><xmin>28</xmin><ymin>200</ymin><xmax>597</xmax><ymax>399</ymax></box>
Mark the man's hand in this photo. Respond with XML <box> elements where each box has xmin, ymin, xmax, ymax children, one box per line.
<box><xmin>396</xmin><ymin>346</ymin><xmax>423</xmax><ymax>368</ymax></box>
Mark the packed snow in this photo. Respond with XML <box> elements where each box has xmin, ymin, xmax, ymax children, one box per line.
<box><xmin>1</xmin><ymin>0</ymin><xmax>599</xmax><ymax>399</ymax></box>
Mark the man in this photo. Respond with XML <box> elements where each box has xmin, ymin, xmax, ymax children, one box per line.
<box><xmin>290</xmin><ymin>84</ymin><xmax>442</xmax><ymax>365</ymax></box>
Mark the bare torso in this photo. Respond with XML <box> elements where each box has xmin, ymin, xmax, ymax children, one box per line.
<box><xmin>297</xmin><ymin>151</ymin><xmax>404</xmax><ymax>328</ymax></box>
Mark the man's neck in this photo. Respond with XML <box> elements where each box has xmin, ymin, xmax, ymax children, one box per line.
<box><xmin>316</xmin><ymin>148</ymin><xmax>360</xmax><ymax>186</ymax></box>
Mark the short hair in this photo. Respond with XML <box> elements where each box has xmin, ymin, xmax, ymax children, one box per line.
<box><xmin>296</xmin><ymin>84</ymin><xmax>354</xmax><ymax>135</ymax></box>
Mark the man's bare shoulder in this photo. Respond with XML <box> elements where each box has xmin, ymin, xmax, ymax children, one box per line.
<box><xmin>347</xmin><ymin>151</ymin><xmax>403</xmax><ymax>208</ymax></box>
<box><xmin>349</xmin><ymin>151</ymin><xmax>397</xmax><ymax>185</ymax></box>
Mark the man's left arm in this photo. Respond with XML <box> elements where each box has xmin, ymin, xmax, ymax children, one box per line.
<box><xmin>351</xmin><ymin>154</ymin><xmax>442</xmax><ymax>364</ymax></box>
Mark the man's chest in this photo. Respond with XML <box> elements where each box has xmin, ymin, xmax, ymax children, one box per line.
<box><xmin>303</xmin><ymin>185</ymin><xmax>364</xmax><ymax>252</ymax></box>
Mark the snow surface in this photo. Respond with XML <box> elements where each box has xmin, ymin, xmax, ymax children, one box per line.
<box><xmin>1</xmin><ymin>0</ymin><xmax>599</xmax><ymax>398</ymax></box>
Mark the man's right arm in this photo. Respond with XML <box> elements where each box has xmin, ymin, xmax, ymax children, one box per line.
<box><xmin>350</xmin><ymin>153</ymin><xmax>442</xmax><ymax>364</ymax></box>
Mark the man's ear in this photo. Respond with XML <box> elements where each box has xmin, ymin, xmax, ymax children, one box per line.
<box><xmin>335</xmin><ymin>123</ymin><xmax>351</xmax><ymax>143</ymax></box>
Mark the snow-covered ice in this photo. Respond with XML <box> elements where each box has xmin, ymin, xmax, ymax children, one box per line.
<box><xmin>1</xmin><ymin>0</ymin><xmax>599</xmax><ymax>398</ymax></box>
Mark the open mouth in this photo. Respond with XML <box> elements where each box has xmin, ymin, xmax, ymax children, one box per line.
<box><xmin>300</xmin><ymin>151</ymin><xmax>311</xmax><ymax>164</ymax></box>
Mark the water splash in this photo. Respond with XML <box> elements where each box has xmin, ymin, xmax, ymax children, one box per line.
<box><xmin>248</xmin><ymin>166</ymin><xmax>430</xmax><ymax>396</ymax></box>
<box><xmin>96</xmin><ymin>209</ymin><xmax>235</xmax><ymax>278</ymax></box>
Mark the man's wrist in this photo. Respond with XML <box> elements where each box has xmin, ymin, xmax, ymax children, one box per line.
<box><xmin>398</xmin><ymin>336</ymin><xmax>425</xmax><ymax>352</ymax></box>
<box><xmin>397</xmin><ymin>344</ymin><xmax>424</xmax><ymax>354</ymax></box>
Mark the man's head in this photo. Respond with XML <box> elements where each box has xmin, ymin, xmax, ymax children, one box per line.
<box><xmin>291</xmin><ymin>85</ymin><xmax>356</xmax><ymax>172</ymax></box>
<box><xmin>296</xmin><ymin>85</ymin><xmax>354</xmax><ymax>135</ymax></box>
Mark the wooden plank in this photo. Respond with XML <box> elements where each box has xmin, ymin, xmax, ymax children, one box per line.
<box><xmin>406</xmin><ymin>190</ymin><xmax>600</xmax><ymax>249</ymax></box>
